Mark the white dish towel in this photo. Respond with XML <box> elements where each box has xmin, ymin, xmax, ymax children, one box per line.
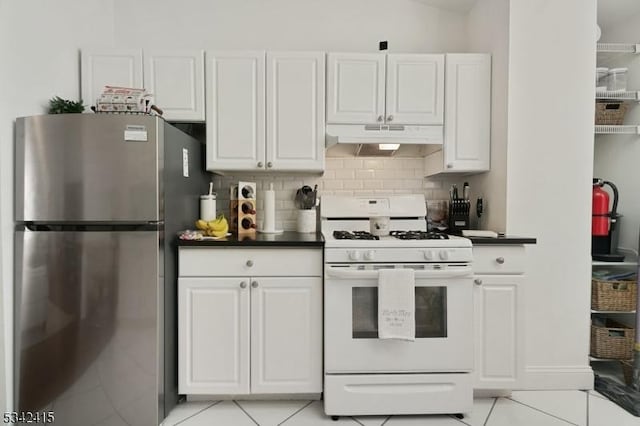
<box><xmin>378</xmin><ymin>268</ymin><xmax>416</xmax><ymax>341</ymax></box>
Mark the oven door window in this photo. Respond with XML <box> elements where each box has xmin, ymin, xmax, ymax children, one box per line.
<box><xmin>352</xmin><ymin>287</ymin><xmax>447</xmax><ymax>339</ymax></box>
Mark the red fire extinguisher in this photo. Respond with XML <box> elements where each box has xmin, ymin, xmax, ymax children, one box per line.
<box><xmin>592</xmin><ymin>178</ymin><xmax>618</xmax><ymax>237</ymax></box>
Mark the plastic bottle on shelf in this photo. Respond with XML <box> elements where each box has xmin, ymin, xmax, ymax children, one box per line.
<box><xmin>596</xmin><ymin>67</ymin><xmax>608</xmax><ymax>92</ymax></box>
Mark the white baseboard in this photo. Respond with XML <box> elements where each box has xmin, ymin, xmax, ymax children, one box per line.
<box><xmin>186</xmin><ymin>393</ymin><xmax>321</xmax><ymax>401</ymax></box>
<box><xmin>520</xmin><ymin>365</ymin><xmax>594</xmax><ymax>390</ymax></box>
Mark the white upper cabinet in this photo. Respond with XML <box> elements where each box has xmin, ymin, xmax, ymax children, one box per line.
<box><xmin>326</xmin><ymin>53</ymin><xmax>385</xmax><ymax>124</ymax></box>
<box><xmin>206</xmin><ymin>51</ymin><xmax>325</xmax><ymax>173</ymax></box>
<box><xmin>425</xmin><ymin>53</ymin><xmax>491</xmax><ymax>176</ymax></box>
<box><xmin>326</xmin><ymin>52</ymin><xmax>444</xmax><ymax>125</ymax></box>
<box><xmin>206</xmin><ymin>51</ymin><xmax>266</xmax><ymax>171</ymax></box>
<box><xmin>81</xmin><ymin>49</ymin><xmax>143</xmax><ymax>108</ymax></box>
<box><xmin>386</xmin><ymin>54</ymin><xmax>444</xmax><ymax>124</ymax></box>
<box><xmin>80</xmin><ymin>48</ymin><xmax>205</xmax><ymax>121</ymax></box>
<box><xmin>266</xmin><ymin>52</ymin><xmax>325</xmax><ymax>171</ymax></box>
<box><xmin>144</xmin><ymin>50</ymin><xmax>205</xmax><ymax>121</ymax></box>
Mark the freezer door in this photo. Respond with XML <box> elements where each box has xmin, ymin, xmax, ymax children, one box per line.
<box><xmin>15</xmin><ymin>114</ymin><xmax>161</xmax><ymax>222</ymax></box>
<box><xmin>14</xmin><ymin>229</ymin><xmax>162</xmax><ymax>426</ymax></box>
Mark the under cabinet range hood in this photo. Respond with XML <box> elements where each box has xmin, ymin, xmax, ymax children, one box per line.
<box><xmin>325</xmin><ymin>123</ymin><xmax>443</xmax><ymax>157</ymax></box>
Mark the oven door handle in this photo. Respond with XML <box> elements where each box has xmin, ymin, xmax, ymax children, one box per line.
<box><xmin>324</xmin><ymin>266</ymin><xmax>472</xmax><ymax>280</ymax></box>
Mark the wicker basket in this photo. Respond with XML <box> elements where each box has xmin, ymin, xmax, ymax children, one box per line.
<box><xmin>621</xmin><ymin>360</ymin><xmax>634</xmax><ymax>385</ymax></box>
<box><xmin>595</xmin><ymin>101</ymin><xmax>628</xmax><ymax>125</ymax></box>
<box><xmin>591</xmin><ymin>278</ymin><xmax>637</xmax><ymax>311</ymax></box>
<box><xmin>591</xmin><ymin>319</ymin><xmax>634</xmax><ymax>359</ymax></box>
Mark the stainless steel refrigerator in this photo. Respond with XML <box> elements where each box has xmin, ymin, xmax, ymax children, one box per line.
<box><xmin>14</xmin><ymin>114</ymin><xmax>208</xmax><ymax>425</ymax></box>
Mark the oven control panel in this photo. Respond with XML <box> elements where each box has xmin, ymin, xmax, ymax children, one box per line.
<box><xmin>326</xmin><ymin>248</ymin><xmax>473</xmax><ymax>264</ymax></box>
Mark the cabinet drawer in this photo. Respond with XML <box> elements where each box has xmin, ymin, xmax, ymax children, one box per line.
<box><xmin>179</xmin><ymin>247</ymin><xmax>322</xmax><ymax>277</ymax></box>
<box><xmin>472</xmin><ymin>246</ymin><xmax>525</xmax><ymax>275</ymax></box>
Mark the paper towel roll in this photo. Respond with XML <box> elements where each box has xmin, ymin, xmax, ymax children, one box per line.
<box><xmin>263</xmin><ymin>187</ymin><xmax>276</xmax><ymax>232</ymax></box>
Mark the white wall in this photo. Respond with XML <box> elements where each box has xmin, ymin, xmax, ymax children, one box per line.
<box><xmin>0</xmin><ymin>0</ymin><xmax>470</xmax><ymax>410</ymax></box>
<box><xmin>108</xmin><ymin>0</ymin><xmax>469</xmax><ymax>53</ymax></box>
<box><xmin>507</xmin><ymin>0</ymin><xmax>596</xmax><ymax>389</ymax></box>
<box><xmin>465</xmin><ymin>0</ymin><xmax>509</xmax><ymax>232</ymax></box>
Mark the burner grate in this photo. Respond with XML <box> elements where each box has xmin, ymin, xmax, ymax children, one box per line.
<box><xmin>389</xmin><ymin>230</ymin><xmax>449</xmax><ymax>240</ymax></box>
<box><xmin>333</xmin><ymin>230</ymin><xmax>380</xmax><ymax>240</ymax></box>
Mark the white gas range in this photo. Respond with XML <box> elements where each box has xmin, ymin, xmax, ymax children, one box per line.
<box><xmin>321</xmin><ymin>194</ymin><xmax>474</xmax><ymax>420</ymax></box>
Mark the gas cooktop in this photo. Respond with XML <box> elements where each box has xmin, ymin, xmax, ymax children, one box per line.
<box><xmin>332</xmin><ymin>230</ymin><xmax>450</xmax><ymax>241</ymax></box>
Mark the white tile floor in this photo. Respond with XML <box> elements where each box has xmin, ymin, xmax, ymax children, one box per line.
<box><xmin>161</xmin><ymin>390</ymin><xmax>640</xmax><ymax>426</ymax></box>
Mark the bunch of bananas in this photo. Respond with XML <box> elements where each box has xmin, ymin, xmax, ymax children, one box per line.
<box><xmin>195</xmin><ymin>214</ymin><xmax>229</xmax><ymax>238</ymax></box>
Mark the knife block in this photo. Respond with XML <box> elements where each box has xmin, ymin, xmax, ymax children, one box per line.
<box><xmin>237</xmin><ymin>181</ymin><xmax>257</xmax><ymax>236</ymax></box>
<box><xmin>448</xmin><ymin>199</ymin><xmax>470</xmax><ymax>235</ymax></box>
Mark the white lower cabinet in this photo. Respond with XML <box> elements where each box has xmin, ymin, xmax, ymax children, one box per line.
<box><xmin>179</xmin><ymin>277</ymin><xmax>250</xmax><ymax>394</ymax></box>
<box><xmin>473</xmin><ymin>245</ymin><xmax>525</xmax><ymax>390</ymax></box>
<box><xmin>178</xmin><ymin>247</ymin><xmax>322</xmax><ymax>395</ymax></box>
<box><xmin>250</xmin><ymin>277</ymin><xmax>322</xmax><ymax>393</ymax></box>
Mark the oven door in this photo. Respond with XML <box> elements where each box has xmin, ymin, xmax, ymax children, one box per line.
<box><xmin>324</xmin><ymin>264</ymin><xmax>473</xmax><ymax>373</ymax></box>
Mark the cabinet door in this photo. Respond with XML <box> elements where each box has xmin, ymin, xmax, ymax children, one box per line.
<box><xmin>206</xmin><ymin>51</ymin><xmax>265</xmax><ymax>172</ymax></box>
<box><xmin>266</xmin><ymin>52</ymin><xmax>325</xmax><ymax>172</ymax></box>
<box><xmin>326</xmin><ymin>53</ymin><xmax>385</xmax><ymax>124</ymax></box>
<box><xmin>386</xmin><ymin>54</ymin><xmax>444</xmax><ymax>125</ymax></box>
<box><xmin>250</xmin><ymin>277</ymin><xmax>322</xmax><ymax>393</ymax></box>
<box><xmin>178</xmin><ymin>277</ymin><xmax>250</xmax><ymax>394</ymax></box>
<box><xmin>473</xmin><ymin>275</ymin><xmax>524</xmax><ymax>389</ymax></box>
<box><xmin>80</xmin><ymin>49</ymin><xmax>143</xmax><ymax>107</ymax></box>
<box><xmin>443</xmin><ymin>54</ymin><xmax>491</xmax><ymax>172</ymax></box>
<box><xmin>144</xmin><ymin>50</ymin><xmax>205</xmax><ymax>121</ymax></box>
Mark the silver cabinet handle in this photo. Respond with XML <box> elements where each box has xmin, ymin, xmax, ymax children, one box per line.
<box><xmin>267</xmin><ymin>162</ymin><xmax>273</xmax><ymax>168</ymax></box>
<box><xmin>257</xmin><ymin>161</ymin><xmax>263</xmax><ymax>168</ymax></box>
<box><xmin>387</xmin><ymin>115</ymin><xmax>394</xmax><ymax>122</ymax></box>
<box><xmin>377</xmin><ymin>115</ymin><xmax>383</xmax><ymax>122</ymax></box>
<box><xmin>474</xmin><ymin>278</ymin><xmax>483</xmax><ymax>286</ymax></box>
<box><xmin>251</xmin><ymin>281</ymin><xmax>259</xmax><ymax>288</ymax></box>
<box><xmin>240</xmin><ymin>281</ymin><xmax>247</xmax><ymax>289</ymax></box>
<box><xmin>496</xmin><ymin>257</ymin><xmax>505</xmax><ymax>264</ymax></box>
<box><xmin>246</xmin><ymin>260</ymin><xmax>254</xmax><ymax>267</ymax></box>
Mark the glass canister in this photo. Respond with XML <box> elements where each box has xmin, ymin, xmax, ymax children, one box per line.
<box><xmin>607</xmin><ymin>68</ymin><xmax>628</xmax><ymax>92</ymax></box>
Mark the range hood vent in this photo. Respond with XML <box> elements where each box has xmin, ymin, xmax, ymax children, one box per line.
<box><xmin>325</xmin><ymin>123</ymin><xmax>443</xmax><ymax>157</ymax></box>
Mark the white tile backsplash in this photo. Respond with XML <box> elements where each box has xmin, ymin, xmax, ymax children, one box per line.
<box><xmin>209</xmin><ymin>156</ymin><xmax>453</xmax><ymax>231</ymax></box>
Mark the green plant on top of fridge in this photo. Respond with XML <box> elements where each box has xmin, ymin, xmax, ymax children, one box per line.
<box><xmin>47</xmin><ymin>96</ymin><xmax>85</xmax><ymax>114</ymax></box>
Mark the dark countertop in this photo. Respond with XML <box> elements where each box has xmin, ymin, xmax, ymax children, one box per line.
<box><xmin>178</xmin><ymin>231</ymin><xmax>324</xmax><ymax>247</ymax></box>
<box><xmin>467</xmin><ymin>235</ymin><xmax>537</xmax><ymax>245</ymax></box>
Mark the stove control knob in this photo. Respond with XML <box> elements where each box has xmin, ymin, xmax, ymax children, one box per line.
<box><xmin>439</xmin><ymin>250</ymin><xmax>449</xmax><ymax>261</ymax></box>
<box><xmin>364</xmin><ymin>250</ymin><xmax>375</xmax><ymax>260</ymax></box>
<box><xmin>349</xmin><ymin>250</ymin><xmax>362</xmax><ymax>261</ymax></box>
<box><xmin>423</xmin><ymin>250</ymin><xmax>434</xmax><ymax>260</ymax></box>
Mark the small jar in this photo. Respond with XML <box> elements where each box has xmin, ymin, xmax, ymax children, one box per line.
<box><xmin>596</xmin><ymin>67</ymin><xmax>608</xmax><ymax>91</ymax></box>
<box><xmin>607</xmin><ymin>68</ymin><xmax>628</xmax><ymax>92</ymax></box>
<box><xmin>200</xmin><ymin>194</ymin><xmax>217</xmax><ymax>221</ymax></box>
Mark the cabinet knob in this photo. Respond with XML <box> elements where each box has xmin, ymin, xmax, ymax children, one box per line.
<box><xmin>257</xmin><ymin>161</ymin><xmax>263</xmax><ymax>168</ymax></box>
<box><xmin>446</xmin><ymin>163</ymin><xmax>453</xmax><ymax>169</ymax></box>
<box><xmin>246</xmin><ymin>260</ymin><xmax>254</xmax><ymax>267</ymax></box>
<box><xmin>377</xmin><ymin>115</ymin><xmax>384</xmax><ymax>122</ymax></box>
<box><xmin>474</xmin><ymin>278</ymin><xmax>483</xmax><ymax>286</ymax></box>
<box><xmin>240</xmin><ymin>281</ymin><xmax>247</xmax><ymax>289</ymax></box>
<box><xmin>267</xmin><ymin>162</ymin><xmax>273</xmax><ymax>168</ymax></box>
<box><xmin>251</xmin><ymin>281</ymin><xmax>259</xmax><ymax>288</ymax></box>
<box><xmin>496</xmin><ymin>257</ymin><xmax>505</xmax><ymax>265</ymax></box>
<box><xmin>387</xmin><ymin>115</ymin><xmax>394</xmax><ymax>122</ymax></box>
